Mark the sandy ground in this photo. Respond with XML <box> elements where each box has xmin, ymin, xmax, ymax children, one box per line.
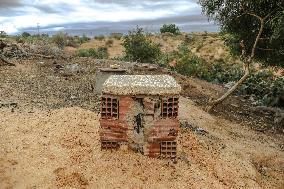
<box><xmin>0</xmin><ymin>97</ymin><xmax>283</xmax><ymax>189</ymax></box>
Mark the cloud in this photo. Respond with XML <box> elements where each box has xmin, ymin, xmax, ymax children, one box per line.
<box><xmin>0</xmin><ymin>0</ymin><xmax>218</xmax><ymax>34</ymax></box>
<box><xmin>0</xmin><ymin>0</ymin><xmax>22</xmax><ymax>8</ymax></box>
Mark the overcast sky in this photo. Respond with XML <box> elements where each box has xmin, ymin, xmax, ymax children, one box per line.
<box><xmin>0</xmin><ymin>0</ymin><xmax>218</xmax><ymax>35</ymax></box>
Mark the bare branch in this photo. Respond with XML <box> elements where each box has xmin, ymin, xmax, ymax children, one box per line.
<box><xmin>247</xmin><ymin>12</ymin><xmax>262</xmax><ymax>20</ymax></box>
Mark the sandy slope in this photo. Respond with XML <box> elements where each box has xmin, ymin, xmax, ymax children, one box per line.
<box><xmin>0</xmin><ymin>97</ymin><xmax>283</xmax><ymax>189</ymax></box>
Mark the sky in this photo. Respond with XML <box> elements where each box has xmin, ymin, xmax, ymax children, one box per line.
<box><xmin>0</xmin><ymin>0</ymin><xmax>219</xmax><ymax>35</ymax></box>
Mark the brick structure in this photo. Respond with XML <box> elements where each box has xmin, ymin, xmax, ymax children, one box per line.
<box><xmin>99</xmin><ymin>75</ymin><xmax>181</xmax><ymax>158</ymax></box>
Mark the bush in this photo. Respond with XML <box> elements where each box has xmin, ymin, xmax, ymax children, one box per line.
<box><xmin>0</xmin><ymin>31</ymin><xmax>7</xmax><ymax>38</ymax></box>
<box><xmin>79</xmin><ymin>34</ymin><xmax>90</xmax><ymax>44</ymax></box>
<box><xmin>22</xmin><ymin>32</ymin><xmax>31</xmax><ymax>38</ymax></box>
<box><xmin>94</xmin><ymin>35</ymin><xmax>105</xmax><ymax>41</ymax></box>
<box><xmin>97</xmin><ymin>47</ymin><xmax>109</xmax><ymax>59</ymax></box>
<box><xmin>76</xmin><ymin>48</ymin><xmax>97</xmax><ymax>57</ymax></box>
<box><xmin>160</xmin><ymin>24</ymin><xmax>181</xmax><ymax>35</ymax></box>
<box><xmin>240</xmin><ymin>70</ymin><xmax>284</xmax><ymax>108</ymax></box>
<box><xmin>159</xmin><ymin>43</ymin><xmax>210</xmax><ymax>80</ymax></box>
<box><xmin>15</xmin><ymin>34</ymin><xmax>51</xmax><ymax>44</ymax></box>
<box><xmin>41</xmin><ymin>33</ymin><xmax>49</xmax><ymax>37</ymax></box>
<box><xmin>52</xmin><ymin>33</ymin><xmax>85</xmax><ymax>48</ymax></box>
<box><xmin>76</xmin><ymin>47</ymin><xmax>109</xmax><ymax>59</ymax></box>
<box><xmin>175</xmin><ymin>54</ymin><xmax>211</xmax><ymax>80</ymax></box>
<box><xmin>159</xmin><ymin>42</ymin><xmax>283</xmax><ymax>108</ymax></box>
<box><xmin>184</xmin><ymin>33</ymin><xmax>194</xmax><ymax>44</ymax></box>
<box><xmin>52</xmin><ymin>33</ymin><xmax>67</xmax><ymax>49</ymax></box>
<box><xmin>210</xmin><ymin>61</ymin><xmax>243</xmax><ymax>83</ymax></box>
<box><xmin>110</xmin><ymin>33</ymin><xmax>123</xmax><ymax>40</ymax></box>
<box><xmin>123</xmin><ymin>27</ymin><xmax>161</xmax><ymax>63</ymax></box>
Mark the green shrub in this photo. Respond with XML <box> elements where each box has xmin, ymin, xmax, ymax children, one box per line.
<box><xmin>110</xmin><ymin>33</ymin><xmax>123</xmax><ymax>40</ymax></box>
<box><xmin>76</xmin><ymin>49</ymin><xmax>93</xmax><ymax>57</ymax></box>
<box><xmin>41</xmin><ymin>33</ymin><xmax>49</xmax><ymax>37</ymax></box>
<box><xmin>160</xmin><ymin>24</ymin><xmax>181</xmax><ymax>35</ymax></box>
<box><xmin>65</xmin><ymin>36</ymin><xmax>80</xmax><ymax>48</ymax></box>
<box><xmin>79</xmin><ymin>34</ymin><xmax>90</xmax><ymax>44</ymax></box>
<box><xmin>159</xmin><ymin>43</ymin><xmax>210</xmax><ymax>79</ymax></box>
<box><xmin>0</xmin><ymin>31</ymin><xmax>7</xmax><ymax>38</ymax></box>
<box><xmin>94</xmin><ymin>35</ymin><xmax>105</xmax><ymax>41</ymax></box>
<box><xmin>76</xmin><ymin>47</ymin><xmax>108</xmax><ymax>59</ymax></box>
<box><xmin>15</xmin><ymin>34</ymin><xmax>51</xmax><ymax>44</ymax></box>
<box><xmin>123</xmin><ymin>27</ymin><xmax>161</xmax><ymax>63</ymax></box>
<box><xmin>184</xmin><ymin>33</ymin><xmax>194</xmax><ymax>44</ymax></box>
<box><xmin>175</xmin><ymin>54</ymin><xmax>211</xmax><ymax>80</ymax></box>
<box><xmin>52</xmin><ymin>33</ymin><xmax>67</xmax><ymax>48</ymax></box>
<box><xmin>21</xmin><ymin>32</ymin><xmax>31</xmax><ymax>38</ymax></box>
<box><xmin>97</xmin><ymin>47</ymin><xmax>109</xmax><ymax>59</ymax></box>
<box><xmin>159</xmin><ymin>42</ymin><xmax>283</xmax><ymax>108</ymax></box>
<box><xmin>158</xmin><ymin>42</ymin><xmax>190</xmax><ymax>67</ymax></box>
<box><xmin>52</xmin><ymin>33</ymin><xmax>85</xmax><ymax>48</ymax></box>
<box><xmin>266</xmin><ymin>78</ymin><xmax>284</xmax><ymax>108</ymax></box>
<box><xmin>210</xmin><ymin>61</ymin><xmax>243</xmax><ymax>83</ymax></box>
<box><xmin>240</xmin><ymin>70</ymin><xmax>284</xmax><ymax>107</ymax></box>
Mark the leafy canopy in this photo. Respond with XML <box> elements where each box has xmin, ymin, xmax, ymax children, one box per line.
<box><xmin>199</xmin><ymin>0</ymin><xmax>284</xmax><ymax>66</ymax></box>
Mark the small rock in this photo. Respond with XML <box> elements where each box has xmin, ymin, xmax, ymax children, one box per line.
<box><xmin>110</xmin><ymin>64</ymin><xmax>120</xmax><ymax>69</ymax></box>
<box><xmin>70</xmin><ymin>95</ymin><xmax>77</xmax><ymax>100</ymax></box>
<box><xmin>195</xmin><ymin>127</ymin><xmax>208</xmax><ymax>135</ymax></box>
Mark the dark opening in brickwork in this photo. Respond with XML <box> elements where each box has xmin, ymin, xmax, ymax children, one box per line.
<box><xmin>160</xmin><ymin>141</ymin><xmax>177</xmax><ymax>158</ymax></box>
<box><xmin>161</xmin><ymin>97</ymin><xmax>179</xmax><ymax>118</ymax></box>
<box><xmin>101</xmin><ymin>97</ymin><xmax>119</xmax><ymax>119</ymax></box>
<box><xmin>101</xmin><ymin>141</ymin><xmax>119</xmax><ymax>149</ymax></box>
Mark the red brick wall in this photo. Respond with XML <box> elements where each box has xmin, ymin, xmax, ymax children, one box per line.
<box><xmin>100</xmin><ymin>95</ymin><xmax>179</xmax><ymax>158</ymax></box>
<box><xmin>148</xmin><ymin>118</ymin><xmax>179</xmax><ymax>142</ymax></box>
<box><xmin>144</xmin><ymin>142</ymin><xmax>160</xmax><ymax>157</ymax></box>
<box><xmin>100</xmin><ymin>96</ymin><xmax>133</xmax><ymax>142</ymax></box>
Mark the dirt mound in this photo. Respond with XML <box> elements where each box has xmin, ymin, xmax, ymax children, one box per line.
<box><xmin>0</xmin><ymin>99</ymin><xmax>283</xmax><ymax>188</ymax></box>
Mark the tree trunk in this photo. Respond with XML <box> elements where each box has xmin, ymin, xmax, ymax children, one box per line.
<box><xmin>207</xmin><ymin>64</ymin><xmax>249</xmax><ymax>111</ymax></box>
<box><xmin>207</xmin><ymin>13</ymin><xmax>268</xmax><ymax>111</ymax></box>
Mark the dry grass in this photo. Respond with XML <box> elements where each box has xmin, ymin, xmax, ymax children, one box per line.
<box><xmin>69</xmin><ymin>32</ymin><xmax>232</xmax><ymax>63</ymax></box>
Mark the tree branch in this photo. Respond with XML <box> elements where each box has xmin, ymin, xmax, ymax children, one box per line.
<box><xmin>207</xmin><ymin>11</ymin><xmax>270</xmax><ymax>111</ymax></box>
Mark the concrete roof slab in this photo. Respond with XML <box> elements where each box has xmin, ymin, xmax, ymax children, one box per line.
<box><xmin>102</xmin><ymin>75</ymin><xmax>181</xmax><ymax>95</ymax></box>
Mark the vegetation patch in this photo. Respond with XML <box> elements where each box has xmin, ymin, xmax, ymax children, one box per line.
<box><xmin>110</xmin><ymin>33</ymin><xmax>123</xmax><ymax>40</ymax></box>
<box><xmin>160</xmin><ymin>24</ymin><xmax>181</xmax><ymax>35</ymax></box>
<box><xmin>123</xmin><ymin>27</ymin><xmax>161</xmax><ymax>63</ymax></box>
<box><xmin>94</xmin><ymin>35</ymin><xmax>105</xmax><ymax>41</ymax></box>
<box><xmin>160</xmin><ymin>42</ymin><xmax>283</xmax><ymax>108</ymax></box>
<box><xmin>76</xmin><ymin>47</ymin><xmax>109</xmax><ymax>59</ymax></box>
